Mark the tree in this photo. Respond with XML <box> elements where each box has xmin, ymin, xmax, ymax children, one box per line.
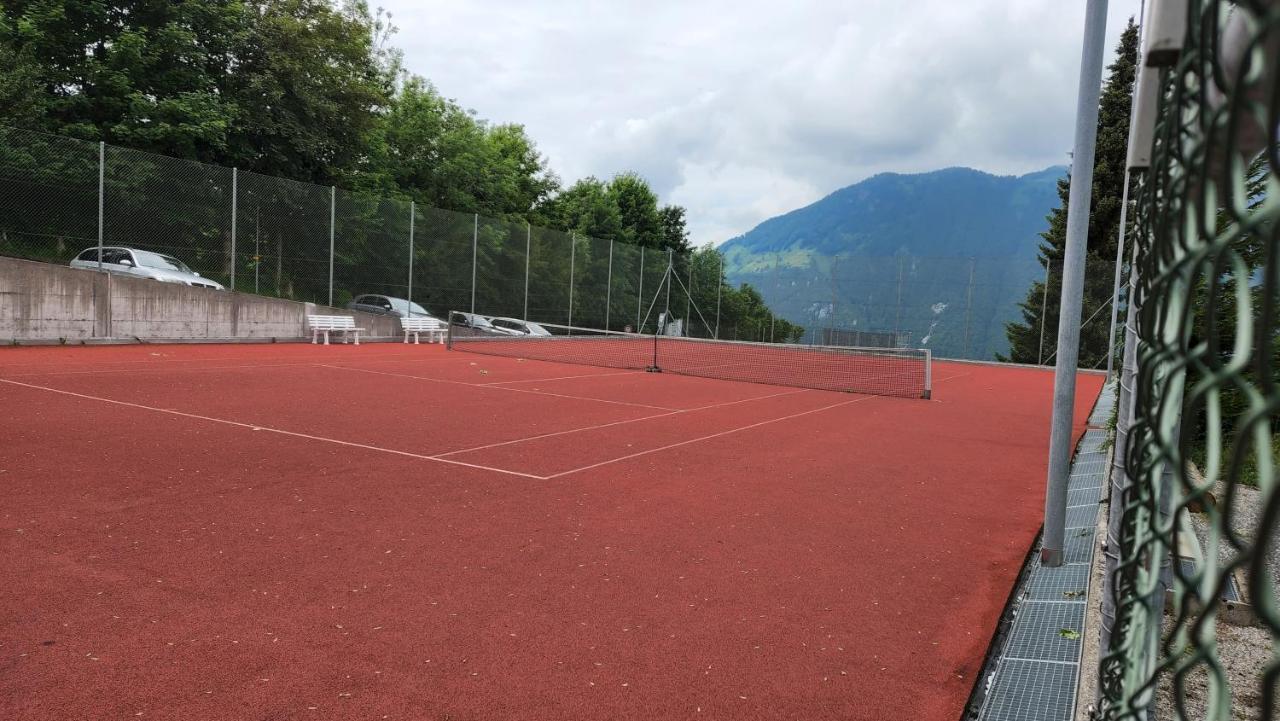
<box><xmin>1001</xmin><ymin>19</ymin><xmax>1139</xmax><ymax>367</ymax></box>
<box><xmin>658</xmin><ymin>205</ymin><xmax>690</xmax><ymax>254</ymax></box>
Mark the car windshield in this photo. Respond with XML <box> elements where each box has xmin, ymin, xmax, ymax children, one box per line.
<box><xmin>470</xmin><ymin>315</ymin><xmax>495</xmax><ymax>328</ymax></box>
<box><xmin>134</xmin><ymin>250</ymin><xmax>192</xmax><ymax>273</ymax></box>
<box><xmin>388</xmin><ymin>298</ymin><xmax>431</xmax><ymax>316</ymax></box>
<box><xmin>492</xmin><ymin>319</ymin><xmax>522</xmax><ymax>330</ymax></box>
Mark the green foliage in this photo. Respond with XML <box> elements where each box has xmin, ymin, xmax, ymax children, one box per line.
<box><xmin>1002</xmin><ymin>20</ymin><xmax>1139</xmax><ymax>366</ymax></box>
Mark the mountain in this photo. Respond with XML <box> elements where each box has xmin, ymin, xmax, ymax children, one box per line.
<box><xmin>720</xmin><ymin>166</ymin><xmax>1065</xmax><ymax>360</ymax></box>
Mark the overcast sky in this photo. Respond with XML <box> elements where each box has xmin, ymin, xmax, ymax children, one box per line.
<box><xmin>377</xmin><ymin>1</ymin><xmax>1142</xmax><ymax>247</ymax></box>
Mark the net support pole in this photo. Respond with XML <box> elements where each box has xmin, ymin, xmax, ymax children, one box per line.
<box><xmin>523</xmin><ymin>223</ymin><xmax>531</xmax><ymax>321</ymax></box>
<box><xmin>604</xmin><ymin>240</ymin><xmax>614</xmax><ymax>330</ymax></box>
<box><xmin>1042</xmin><ymin>0</ymin><xmax>1109</xmax><ymax>568</ymax></box>
<box><xmin>470</xmin><ymin>213</ymin><xmax>478</xmax><ymax>315</ymax></box>
<box><xmin>1105</xmin><ymin>176</ymin><xmax>1131</xmax><ymax>376</ymax></box>
<box><xmin>229</xmin><ymin>168</ymin><xmax>237</xmax><ymax>291</ymax></box>
<box><xmin>567</xmin><ymin>232</ymin><xmax>576</xmax><ymax>334</ymax></box>
<box><xmin>1038</xmin><ymin>261</ymin><xmax>1051</xmax><ymax>364</ymax></box>
<box><xmin>922</xmin><ymin>350</ymin><xmax>932</xmax><ymax>400</ymax></box>
<box><xmin>636</xmin><ymin>247</ymin><xmax>644</xmax><ymax>330</ymax></box>
<box><xmin>407</xmin><ymin>201</ymin><xmax>415</xmax><ymax>308</ymax></box>
<box><xmin>714</xmin><ymin>253</ymin><xmax>722</xmax><ymax>339</ymax></box>
<box><xmin>328</xmin><ymin>186</ymin><xmax>335</xmax><ymax>307</ymax></box>
<box><xmin>97</xmin><ymin>141</ymin><xmax>104</xmax><ymax>272</ymax></box>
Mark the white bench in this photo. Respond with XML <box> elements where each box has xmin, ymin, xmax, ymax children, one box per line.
<box><xmin>401</xmin><ymin>317</ymin><xmax>445</xmax><ymax>344</ymax></box>
<box><xmin>308</xmin><ymin>315</ymin><xmax>365</xmax><ymax>345</ymax></box>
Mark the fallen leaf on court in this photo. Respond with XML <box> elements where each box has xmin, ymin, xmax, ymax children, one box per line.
<box><xmin>1058</xmin><ymin>628</ymin><xmax>1080</xmax><ymax>640</ymax></box>
<box><xmin>1062</xmin><ymin>590</ymin><xmax>1084</xmax><ymax>599</ymax></box>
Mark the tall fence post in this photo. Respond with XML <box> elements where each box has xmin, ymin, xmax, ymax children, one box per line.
<box><xmin>328</xmin><ymin>186</ymin><xmax>335</xmax><ymax>307</ymax></box>
<box><xmin>895</xmin><ymin>256</ymin><xmax>904</xmax><ymax>333</ymax></box>
<box><xmin>636</xmin><ymin>247</ymin><xmax>645</xmax><ymax>330</ymax></box>
<box><xmin>604</xmin><ymin>240</ymin><xmax>614</xmax><ymax>330</ymax></box>
<box><xmin>523</xmin><ymin>223</ymin><xmax>531</xmax><ymax>321</ymax></box>
<box><xmin>567</xmin><ymin>232</ymin><xmax>576</xmax><ymax>332</ymax></box>
<box><xmin>663</xmin><ymin>249</ymin><xmax>672</xmax><ymax>333</ymax></box>
<box><xmin>1042</xmin><ymin>0</ymin><xmax>1109</xmax><ymax>568</ymax></box>
<box><xmin>1105</xmin><ymin>176</ymin><xmax>1132</xmax><ymax>376</ymax></box>
<box><xmin>97</xmin><ymin>141</ymin><xmax>105</xmax><ymax>272</ymax></box>
<box><xmin>407</xmin><ymin>201</ymin><xmax>415</xmax><ymax>308</ymax></box>
<box><xmin>229</xmin><ymin>168</ymin><xmax>237</xmax><ymax>291</ymax></box>
<box><xmin>470</xmin><ymin>213</ymin><xmax>478</xmax><ymax>315</ymax></box>
<box><xmin>1038</xmin><ymin>261</ymin><xmax>1052</xmax><ymax>364</ymax></box>
<box><xmin>963</xmin><ymin>257</ymin><xmax>975</xmax><ymax>357</ymax></box>
<box><xmin>686</xmin><ymin>258</ymin><xmax>693</xmax><ymax>334</ymax></box>
<box><xmin>714</xmin><ymin>253</ymin><xmax>723</xmax><ymax>339</ymax></box>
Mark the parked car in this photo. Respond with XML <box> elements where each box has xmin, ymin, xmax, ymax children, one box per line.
<box><xmin>346</xmin><ymin>294</ymin><xmax>438</xmax><ymax>319</ymax></box>
<box><xmin>449</xmin><ymin>311</ymin><xmax>522</xmax><ymax>335</ymax></box>
<box><xmin>489</xmin><ymin>317</ymin><xmax>553</xmax><ymax>336</ymax></box>
<box><xmin>70</xmin><ymin>246</ymin><xmax>225</xmax><ymax>290</ymax></box>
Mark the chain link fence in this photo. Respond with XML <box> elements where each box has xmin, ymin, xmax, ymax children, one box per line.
<box><xmin>1096</xmin><ymin>1</ymin><xmax>1278</xmax><ymax>719</ymax></box>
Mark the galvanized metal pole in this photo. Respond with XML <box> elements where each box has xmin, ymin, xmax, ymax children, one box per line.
<box><xmin>663</xmin><ymin>249</ymin><xmax>672</xmax><ymax>334</ymax></box>
<box><xmin>1105</xmin><ymin>177</ymin><xmax>1131</xmax><ymax>376</ymax></box>
<box><xmin>714</xmin><ymin>253</ymin><xmax>723</xmax><ymax>339</ymax></box>
<box><xmin>470</xmin><ymin>213</ymin><xmax>478</xmax><ymax>315</ymax></box>
<box><xmin>97</xmin><ymin>142</ymin><xmax>104</xmax><ymax>271</ymax></box>
<box><xmin>407</xmin><ymin>201</ymin><xmax>415</xmax><ymax>308</ymax></box>
<box><xmin>686</xmin><ymin>259</ymin><xmax>693</xmax><ymax>335</ymax></box>
<box><xmin>1038</xmin><ymin>261</ymin><xmax>1052</xmax><ymax>364</ymax></box>
<box><xmin>523</xmin><ymin>223</ymin><xmax>531</xmax><ymax>321</ymax></box>
<box><xmin>636</xmin><ymin>247</ymin><xmax>645</xmax><ymax>330</ymax></box>
<box><xmin>328</xmin><ymin>186</ymin><xmax>335</xmax><ymax>307</ymax></box>
<box><xmin>895</xmin><ymin>256</ymin><xmax>904</xmax><ymax>333</ymax></box>
<box><xmin>567</xmin><ymin>232</ymin><xmax>576</xmax><ymax>333</ymax></box>
<box><xmin>1042</xmin><ymin>0</ymin><xmax>1109</xmax><ymax>568</ymax></box>
<box><xmin>230</xmin><ymin>168</ymin><xmax>237</xmax><ymax>291</ymax></box>
<box><xmin>963</xmin><ymin>258</ymin><xmax>975</xmax><ymax>358</ymax></box>
<box><xmin>604</xmin><ymin>240</ymin><xmax>614</xmax><ymax>330</ymax></box>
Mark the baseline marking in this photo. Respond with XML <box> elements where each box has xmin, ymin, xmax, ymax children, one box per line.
<box><xmin>481</xmin><ymin>370</ymin><xmax>638</xmax><ymax>385</ymax></box>
<box><xmin>0</xmin><ymin>378</ymin><xmax>547</xmax><ymax>480</ymax></box>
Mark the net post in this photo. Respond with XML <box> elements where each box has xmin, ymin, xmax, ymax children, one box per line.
<box><xmin>230</xmin><ymin>167</ymin><xmax>237</xmax><ymax>291</ymax></box>
<box><xmin>1041</xmin><ymin>0</ymin><xmax>1108</xmax><ymax>568</ymax></box>
<box><xmin>97</xmin><ymin>141</ymin><xmax>104</xmax><ymax>272</ymax></box>
<box><xmin>604</xmin><ymin>239</ymin><xmax>613</xmax><ymax>330</ymax></box>
<box><xmin>523</xmin><ymin>223</ymin><xmax>531</xmax><ymax>321</ymax></box>
<box><xmin>328</xmin><ymin>186</ymin><xmax>335</xmax><ymax>307</ymax></box>
<box><xmin>407</xmin><ymin>201</ymin><xmax>415</xmax><ymax>309</ymax></box>
<box><xmin>445</xmin><ymin>313</ymin><xmax>454</xmax><ymax>350</ymax></box>
<box><xmin>922</xmin><ymin>349</ymin><xmax>932</xmax><ymax>400</ymax></box>
<box><xmin>470</xmin><ymin>213</ymin><xmax>478</xmax><ymax>315</ymax></box>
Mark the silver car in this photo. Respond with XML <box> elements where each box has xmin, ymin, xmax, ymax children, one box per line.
<box><xmin>71</xmin><ymin>247</ymin><xmax>225</xmax><ymax>290</ymax></box>
<box><xmin>490</xmin><ymin>317</ymin><xmax>553</xmax><ymax>336</ymax></box>
<box><xmin>450</xmin><ymin>312</ymin><xmax>523</xmax><ymax>336</ymax></box>
<box><xmin>346</xmin><ymin>294</ymin><xmax>439</xmax><ymax>319</ymax></box>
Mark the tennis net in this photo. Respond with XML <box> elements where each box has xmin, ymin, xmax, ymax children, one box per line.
<box><xmin>446</xmin><ymin>315</ymin><xmax>932</xmax><ymax>399</ymax></box>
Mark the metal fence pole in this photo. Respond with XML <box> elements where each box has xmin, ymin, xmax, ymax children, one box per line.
<box><xmin>1105</xmin><ymin>176</ymin><xmax>1132</xmax><ymax>376</ymax></box>
<box><xmin>714</xmin><ymin>253</ymin><xmax>723</xmax><ymax>339</ymax></box>
<box><xmin>230</xmin><ymin>168</ymin><xmax>237</xmax><ymax>291</ymax></box>
<box><xmin>1038</xmin><ymin>261</ymin><xmax>1052</xmax><ymax>364</ymax></box>
<box><xmin>1042</xmin><ymin>0</ymin><xmax>1109</xmax><ymax>568</ymax></box>
<box><xmin>895</xmin><ymin>256</ymin><xmax>904</xmax><ymax>333</ymax></box>
<box><xmin>663</xmin><ymin>249</ymin><xmax>672</xmax><ymax>333</ymax></box>
<box><xmin>963</xmin><ymin>257</ymin><xmax>975</xmax><ymax>357</ymax></box>
<box><xmin>97</xmin><ymin>141</ymin><xmax>104</xmax><ymax>271</ymax></box>
<box><xmin>407</xmin><ymin>201</ymin><xmax>415</xmax><ymax>307</ymax></box>
<box><xmin>636</xmin><ymin>247</ymin><xmax>644</xmax><ymax>330</ymax></box>
<box><xmin>523</xmin><ymin>223</ymin><xmax>531</xmax><ymax>321</ymax></box>
<box><xmin>328</xmin><ymin>186</ymin><xmax>335</xmax><ymax>307</ymax></box>
<box><xmin>567</xmin><ymin>232</ymin><xmax>576</xmax><ymax>332</ymax></box>
<box><xmin>604</xmin><ymin>240</ymin><xmax>614</xmax><ymax>330</ymax></box>
<box><xmin>470</xmin><ymin>213</ymin><xmax>478</xmax><ymax>315</ymax></box>
<box><xmin>686</xmin><ymin>258</ymin><xmax>693</xmax><ymax>334</ymax></box>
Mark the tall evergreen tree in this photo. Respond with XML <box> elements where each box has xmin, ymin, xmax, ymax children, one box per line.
<box><xmin>1001</xmin><ymin>20</ymin><xmax>1139</xmax><ymax>367</ymax></box>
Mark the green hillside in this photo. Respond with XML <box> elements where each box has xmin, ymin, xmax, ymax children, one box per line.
<box><xmin>720</xmin><ymin>166</ymin><xmax>1064</xmax><ymax>359</ymax></box>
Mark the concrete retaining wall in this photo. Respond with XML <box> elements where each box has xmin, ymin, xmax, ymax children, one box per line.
<box><xmin>0</xmin><ymin>256</ymin><xmax>400</xmax><ymax>343</ymax></box>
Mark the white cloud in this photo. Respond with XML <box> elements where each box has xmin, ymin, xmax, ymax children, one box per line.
<box><xmin>377</xmin><ymin>0</ymin><xmax>1142</xmax><ymax>246</ymax></box>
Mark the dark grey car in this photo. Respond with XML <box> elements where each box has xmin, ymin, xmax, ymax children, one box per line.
<box><xmin>346</xmin><ymin>294</ymin><xmax>436</xmax><ymax>319</ymax></box>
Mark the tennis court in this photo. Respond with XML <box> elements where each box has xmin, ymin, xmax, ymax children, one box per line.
<box><xmin>0</xmin><ymin>341</ymin><xmax>1104</xmax><ymax>721</ymax></box>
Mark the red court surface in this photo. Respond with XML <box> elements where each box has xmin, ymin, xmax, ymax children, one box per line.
<box><xmin>0</xmin><ymin>343</ymin><xmax>1104</xmax><ymax>721</ymax></box>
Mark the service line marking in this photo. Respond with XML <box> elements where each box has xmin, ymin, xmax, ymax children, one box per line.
<box><xmin>435</xmin><ymin>387</ymin><xmax>812</xmax><ymax>458</ymax></box>
<box><xmin>480</xmin><ymin>370</ymin><xmax>639</xmax><ymax>385</ymax></box>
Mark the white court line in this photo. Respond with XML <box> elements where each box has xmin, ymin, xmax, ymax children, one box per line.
<box><xmin>0</xmin><ymin>377</ymin><xmax>547</xmax><ymax>480</ymax></box>
<box><xmin>480</xmin><ymin>370</ymin><xmax>638</xmax><ymax>385</ymax></box>
<box><xmin>435</xmin><ymin>387</ymin><xmax>812</xmax><ymax>458</ymax></box>
<box><xmin>543</xmin><ymin>393</ymin><xmax>880</xmax><ymax>479</ymax></box>
<box><xmin>0</xmin><ymin>352</ymin><xmax>465</xmax><ymax>378</ymax></box>
<box><xmin>321</xmin><ymin>364</ymin><xmax>679</xmax><ymax>412</ymax></box>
